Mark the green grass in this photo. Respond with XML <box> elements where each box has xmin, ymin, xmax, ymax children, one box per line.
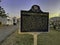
<box><xmin>1</xmin><ymin>31</ymin><xmax>34</xmax><ymax>45</ymax></box>
<box><xmin>0</xmin><ymin>25</ymin><xmax>3</xmax><ymax>28</ymax></box>
<box><xmin>37</xmin><ymin>30</ymin><xmax>60</xmax><ymax>45</ymax></box>
<box><xmin>15</xmin><ymin>34</ymin><xmax>34</xmax><ymax>45</ymax></box>
<box><xmin>1</xmin><ymin>29</ymin><xmax>60</xmax><ymax>45</ymax></box>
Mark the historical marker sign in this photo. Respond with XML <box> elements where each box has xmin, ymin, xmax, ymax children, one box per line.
<box><xmin>21</xmin><ymin>5</ymin><xmax>49</xmax><ymax>32</ymax></box>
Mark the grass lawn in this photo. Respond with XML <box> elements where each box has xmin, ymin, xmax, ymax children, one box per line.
<box><xmin>1</xmin><ymin>31</ymin><xmax>34</xmax><ymax>45</ymax></box>
<box><xmin>1</xmin><ymin>29</ymin><xmax>60</xmax><ymax>45</ymax></box>
<box><xmin>37</xmin><ymin>29</ymin><xmax>60</xmax><ymax>45</ymax></box>
<box><xmin>0</xmin><ymin>25</ymin><xmax>3</xmax><ymax>28</ymax></box>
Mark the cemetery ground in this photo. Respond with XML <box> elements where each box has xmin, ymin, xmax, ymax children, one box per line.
<box><xmin>1</xmin><ymin>29</ymin><xmax>60</xmax><ymax>45</ymax></box>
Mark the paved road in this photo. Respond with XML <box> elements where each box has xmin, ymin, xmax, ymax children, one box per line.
<box><xmin>0</xmin><ymin>24</ymin><xmax>19</xmax><ymax>43</ymax></box>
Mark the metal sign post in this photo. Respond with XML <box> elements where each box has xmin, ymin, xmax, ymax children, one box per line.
<box><xmin>34</xmin><ymin>33</ymin><xmax>38</xmax><ymax>45</ymax></box>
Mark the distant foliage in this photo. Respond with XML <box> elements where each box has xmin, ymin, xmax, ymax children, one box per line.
<box><xmin>0</xmin><ymin>6</ymin><xmax>7</xmax><ymax>18</ymax></box>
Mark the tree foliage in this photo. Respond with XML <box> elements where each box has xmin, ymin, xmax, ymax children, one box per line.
<box><xmin>0</xmin><ymin>6</ymin><xmax>7</xmax><ymax>18</ymax></box>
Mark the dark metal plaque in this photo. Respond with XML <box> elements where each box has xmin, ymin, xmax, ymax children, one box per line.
<box><xmin>21</xmin><ymin>5</ymin><xmax>49</xmax><ymax>32</ymax></box>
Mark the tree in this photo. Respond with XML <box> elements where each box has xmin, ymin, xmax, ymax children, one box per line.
<box><xmin>0</xmin><ymin>6</ymin><xmax>7</xmax><ymax>18</ymax></box>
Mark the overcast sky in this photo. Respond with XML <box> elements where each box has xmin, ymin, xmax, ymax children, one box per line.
<box><xmin>0</xmin><ymin>0</ymin><xmax>60</xmax><ymax>18</ymax></box>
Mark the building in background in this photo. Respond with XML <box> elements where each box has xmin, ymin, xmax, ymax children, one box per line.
<box><xmin>0</xmin><ymin>6</ymin><xmax>14</xmax><ymax>25</ymax></box>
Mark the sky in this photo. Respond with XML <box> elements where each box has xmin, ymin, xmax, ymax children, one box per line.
<box><xmin>0</xmin><ymin>0</ymin><xmax>60</xmax><ymax>18</ymax></box>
